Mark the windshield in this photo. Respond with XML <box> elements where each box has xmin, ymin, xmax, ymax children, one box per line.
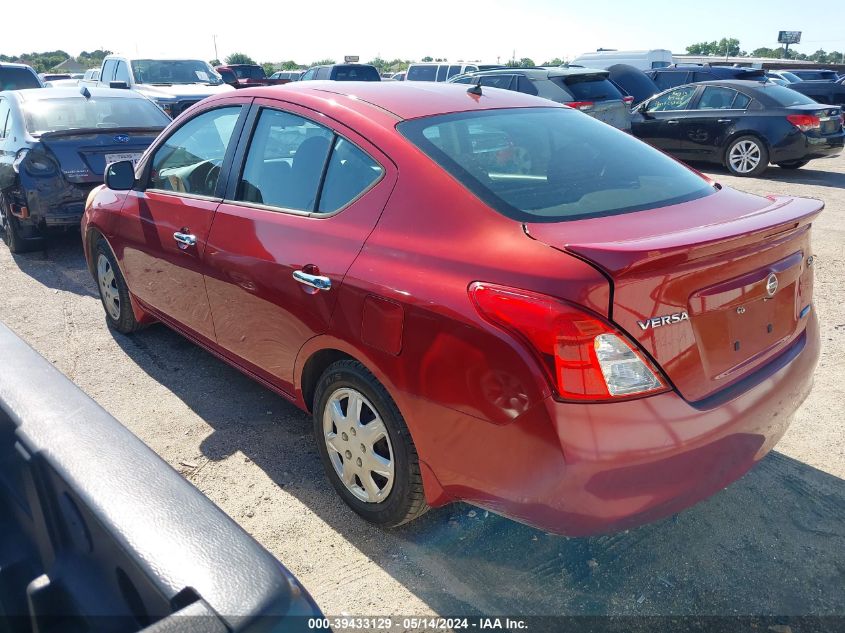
<box><xmin>761</xmin><ymin>85</ymin><xmax>819</xmax><ymax>107</ymax></box>
<box><xmin>399</xmin><ymin>107</ymin><xmax>715</xmax><ymax>222</ymax></box>
<box><xmin>23</xmin><ymin>96</ymin><xmax>171</xmax><ymax>135</ymax></box>
<box><xmin>131</xmin><ymin>59</ymin><xmax>223</xmax><ymax>85</ymax></box>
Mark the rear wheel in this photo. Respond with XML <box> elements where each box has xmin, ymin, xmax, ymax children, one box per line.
<box><xmin>777</xmin><ymin>159</ymin><xmax>810</xmax><ymax>170</ymax></box>
<box><xmin>0</xmin><ymin>193</ymin><xmax>38</xmax><ymax>254</ymax></box>
<box><xmin>724</xmin><ymin>136</ymin><xmax>769</xmax><ymax>177</ymax></box>
<box><xmin>95</xmin><ymin>237</ymin><xmax>142</xmax><ymax>334</ymax></box>
<box><xmin>313</xmin><ymin>360</ymin><xmax>429</xmax><ymax>527</ymax></box>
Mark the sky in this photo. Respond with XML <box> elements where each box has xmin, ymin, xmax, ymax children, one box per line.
<box><xmin>3</xmin><ymin>0</ymin><xmax>843</xmax><ymax>65</ymax></box>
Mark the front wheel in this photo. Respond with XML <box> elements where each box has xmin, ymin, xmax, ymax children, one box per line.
<box><xmin>95</xmin><ymin>237</ymin><xmax>142</xmax><ymax>334</ymax></box>
<box><xmin>724</xmin><ymin>136</ymin><xmax>769</xmax><ymax>177</ymax></box>
<box><xmin>313</xmin><ymin>360</ymin><xmax>429</xmax><ymax>527</ymax></box>
<box><xmin>777</xmin><ymin>159</ymin><xmax>810</xmax><ymax>170</ymax></box>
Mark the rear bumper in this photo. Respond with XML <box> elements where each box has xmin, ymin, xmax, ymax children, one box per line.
<box><xmin>19</xmin><ymin>178</ymin><xmax>96</xmax><ymax>227</ymax></box>
<box><xmin>416</xmin><ymin>313</ymin><xmax>819</xmax><ymax>536</ymax></box>
<box><xmin>772</xmin><ymin>130</ymin><xmax>844</xmax><ymax>162</ymax></box>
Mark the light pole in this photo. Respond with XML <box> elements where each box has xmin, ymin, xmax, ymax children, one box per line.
<box><xmin>213</xmin><ymin>35</ymin><xmax>219</xmax><ymax>62</ymax></box>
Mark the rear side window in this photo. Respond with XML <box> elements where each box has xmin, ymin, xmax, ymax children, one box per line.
<box><xmin>436</xmin><ymin>66</ymin><xmax>449</xmax><ymax>82</ymax></box>
<box><xmin>653</xmin><ymin>71</ymin><xmax>688</xmax><ymax>90</ymax></box>
<box><xmin>407</xmin><ymin>66</ymin><xmax>437</xmax><ymax>81</ymax></box>
<box><xmin>149</xmin><ymin>106</ymin><xmax>241</xmax><ymax>196</ymax></box>
<box><xmin>557</xmin><ymin>75</ymin><xmax>623</xmax><ymax>101</ymax></box>
<box><xmin>692</xmin><ymin>72</ymin><xmax>717</xmax><ymax>82</ymax></box>
<box><xmin>114</xmin><ymin>61</ymin><xmax>131</xmax><ymax>84</ymax></box>
<box><xmin>697</xmin><ymin>86</ymin><xmax>739</xmax><ymax>109</ymax></box>
<box><xmin>447</xmin><ymin>65</ymin><xmax>462</xmax><ymax>79</ymax></box>
<box><xmin>101</xmin><ymin>60</ymin><xmax>117</xmax><ymax>83</ymax></box>
<box><xmin>0</xmin><ymin>67</ymin><xmax>41</xmax><ymax>90</ymax></box>
<box><xmin>399</xmin><ymin>107</ymin><xmax>714</xmax><ymax>222</ymax></box>
<box><xmin>318</xmin><ymin>138</ymin><xmax>383</xmax><ymax>213</ymax></box>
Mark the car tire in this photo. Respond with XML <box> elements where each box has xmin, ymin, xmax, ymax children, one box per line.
<box><xmin>94</xmin><ymin>237</ymin><xmax>142</xmax><ymax>334</ymax></box>
<box><xmin>724</xmin><ymin>135</ymin><xmax>769</xmax><ymax>177</ymax></box>
<box><xmin>313</xmin><ymin>359</ymin><xmax>429</xmax><ymax>527</ymax></box>
<box><xmin>0</xmin><ymin>193</ymin><xmax>38</xmax><ymax>254</ymax></box>
<box><xmin>777</xmin><ymin>159</ymin><xmax>810</xmax><ymax>170</ymax></box>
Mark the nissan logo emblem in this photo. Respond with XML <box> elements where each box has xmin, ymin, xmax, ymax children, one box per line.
<box><xmin>766</xmin><ymin>273</ymin><xmax>778</xmax><ymax>297</ymax></box>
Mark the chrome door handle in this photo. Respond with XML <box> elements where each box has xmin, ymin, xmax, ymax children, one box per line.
<box><xmin>293</xmin><ymin>270</ymin><xmax>331</xmax><ymax>291</ymax></box>
<box><xmin>173</xmin><ymin>232</ymin><xmax>197</xmax><ymax>247</ymax></box>
<box><xmin>717</xmin><ymin>119</ymin><xmax>732</xmax><ymax>123</ymax></box>
<box><xmin>666</xmin><ymin>120</ymin><xmax>679</xmax><ymax>125</ymax></box>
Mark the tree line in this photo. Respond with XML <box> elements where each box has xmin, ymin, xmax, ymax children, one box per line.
<box><xmin>0</xmin><ymin>49</ymin><xmax>112</xmax><ymax>73</ymax></box>
<box><xmin>686</xmin><ymin>38</ymin><xmax>843</xmax><ymax>63</ymax></box>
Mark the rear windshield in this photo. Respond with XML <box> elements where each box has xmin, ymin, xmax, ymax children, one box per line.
<box><xmin>761</xmin><ymin>85</ymin><xmax>819</xmax><ymax>107</ymax></box>
<box><xmin>0</xmin><ymin>67</ymin><xmax>41</xmax><ymax>90</ymax></box>
<box><xmin>399</xmin><ymin>107</ymin><xmax>715</xmax><ymax>222</ymax></box>
<box><xmin>23</xmin><ymin>96</ymin><xmax>171</xmax><ymax>135</ymax></box>
<box><xmin>556</xmin><ymin>75</ymin><xmax>623</xmax><ymax>102</ymax></box>
<box><xmin>407</xmin><ymin>66</ymin><xmax>438</xmax><ymax>82</ymax></box>
<box><xmin>795</xmin><ymin>70</ymin><xmax>838</xmax><ymax>81</ymax></box>
<box><xmin>332</xmin><ymin>65</ymin><xmax>380</xmax><ymax>81</ymax></box>
<box><xmin>234</xmin><ymin>66</ymin><xmax>265</xmax><ymax>79</ymax></box>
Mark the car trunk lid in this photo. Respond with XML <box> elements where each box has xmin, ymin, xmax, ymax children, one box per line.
<box><xmin>37</xmin><ymin>128</ymin><xmax>161</xmax><ymax>184</ymax></box>
<box><xmin>525</xmin><ymin>187</ymin><xmax>821</xmax><ymax>402</ymax></box>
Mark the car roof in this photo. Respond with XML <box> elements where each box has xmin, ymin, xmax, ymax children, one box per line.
<box><xmin>0</xmin><ymin>62</ymin><xmax>37</xmax><ymax>70</ymax></box>
<box><xmin>231</xmin><ymin>81</ymin><xmax>561</xmax><ymax>121</ymax></box>
<box><xmin>8</xmin><ymin>87</ymin><xmax>152</xmax><ymax>102</ymax></box>
<box><xmin>462</xmin><ymin>66</ymin><xmax>609</xmax><ymax>79</ymax></box>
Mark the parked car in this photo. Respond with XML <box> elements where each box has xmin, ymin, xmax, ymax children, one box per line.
<box><xmin>39</xmin><ymin>73</ymin><xmax>72</xmax><ymax>82</ymax></box>
<box><xmin>606</xmin><ymin>63</ymin><xmax>661</xmax><ymax>105</ymax></box>
<box><xmin>83</xmin><ymin>82</ymin><xmax>821</xmax><ymax>536</ymax></box>
<box><xmin>631</xmin><ymin>80</ymin><xmax>843</xmax><ymax>176</ymax></box>
<box><xmin>450</xmin><ymin>66</ymin><xmax>632</xmax><ymax>130</ymax></box>
<box><xmin>270</xmin><ymin>70</ymin><xmax>304</xmax><ymax>81</ymax></box>
<box><xmin>80</xmin><ymin>67</ymin><xmax>101</xmax><ymax>86</ymax></box>
<box><xmin>571</xmin><ymin>49</ymin><xmax>673</xmax><ymax>71</ymax></box>
<box><xmin>784</xmin><ymin>78</ymin><xmax>845</xmax><ymax>107</ymax></box>
<box><xmin>766</xmin><ymin>70</ymin><xmax>802</xmax><ymax>84</ymax></box>
<box><xmin>777</xmin><ymin>69</ymin><xmax>840</xmax><ymax>82</ymax></box>
<box><xmin>0</xmin><ymin>87</ymin><xmax>170</xmax><ymax>252</ymax></box>
<box><xmin>215</xmin><ymin>64</ymin><xmax>290</xmax><ymax>88</ymax></box>
<box><xmin>0</xmin><ymin>62</ymin><xmax>43</xmax><ymax>90</ymax></box>
<box><xmin>300</xmin><ymin>62</ymin><xmax>381</xmax><ymax>81</ymax></box>
<box><xmin>391</xmin><ymin>71</ymin><xmax>406</xmax><ymax>81</ymax></box>
<box><xmin>44</xmin><ymin>78</ymin><xmax>81</xmax><ymax>88</ymax></box>
<box><xmin>97</xmin><ymin>55</ymin><xmax>234</xmax><ymax>118</ymax></box>
<box><xmin>647</xmin><ymin>63</ymin><xmax>765</xmax><ymax>91</ymax></box>
<box><xmin>406</xmin><ymin>62</ymin><xmax>481</xmax><ymax>82</ymax></box>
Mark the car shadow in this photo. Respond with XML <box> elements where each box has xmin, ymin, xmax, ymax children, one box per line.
<box><xmin>695</xmin><ymin>161</ymin><xmax>845</xmax><ymax>189</ymax></box>
<box><xmin>111</xmin><ymin>325</ymin><xmax>845</xmax><ymax>619</ymax></box>
<box><xmin>8</xmin><ymin>231</ymin><xmax>97</xmax><ymax>298</ymax></box>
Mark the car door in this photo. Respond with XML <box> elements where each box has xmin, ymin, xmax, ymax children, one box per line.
<box><xmin>202</xmin><ymin>99</ymin><xmax>396</xmax><ymax>394</ymax></box>
<box><xmin>631</xmin><ymin>85</ymin><xmax>698</xmax><ymax>153</ymax></box>
<box><xmin>114</xmin><ymin>100</ymin><xmax>251</xmax><ymax>344</ymax></box>
<box><xmin>676</xmin><ymin>86</ymin><xmax>752</xmax><ymax>159</ymax></box>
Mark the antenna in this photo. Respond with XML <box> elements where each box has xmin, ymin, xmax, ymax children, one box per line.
<box><xmin>467</xmin><ymin>84</ymin><xmax>482</xmax><ymax>96</ymax></box>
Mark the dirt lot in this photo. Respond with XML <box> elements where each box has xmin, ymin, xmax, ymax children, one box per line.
<box><xmin>1</xmin><ymin>158</ymin><xmax>844</xmax><ymax>619</ymax></box>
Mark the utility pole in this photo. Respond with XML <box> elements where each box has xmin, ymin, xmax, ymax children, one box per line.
<box><xmin>213</xmin><ymin>35</ymin><xmax>219</xmax><ymax>62</ymax></box>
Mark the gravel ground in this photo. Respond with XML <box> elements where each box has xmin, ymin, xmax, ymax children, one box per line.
<box><xmin>0</xmin><ymin>158</ymin><xmax>843</xmax><ymax>620</ymax></box>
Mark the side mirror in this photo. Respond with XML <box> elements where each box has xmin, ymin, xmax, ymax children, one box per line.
<box><xmin>109</xmin><ymin>81</ymin><xmax>129</xmax><ymax>89</ymax></box>
<box><xmin>105</xmin><ymin>160</ymin><xmax>136</xmax><ymax>191</ymax></box>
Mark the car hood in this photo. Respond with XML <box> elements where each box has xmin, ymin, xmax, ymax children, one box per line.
<box><xmin>134</xmin><ymin>83</ymin><xmax>235</xmax><ymax>99</ymax></box>
<box><xmin>607</xmin><ymin>64</ymin><xmax>660</xmax><ymax>106</ymax></box>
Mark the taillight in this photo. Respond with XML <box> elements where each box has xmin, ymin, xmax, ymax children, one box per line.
<box><xmin>469</xmin><ymin>282</ymin><xmax>667</xmax><ymax>401</ymax></box>
<box><xmin>623</xmin><ymin>95</ymin><xmax>635</xmax><ymax>105</ymax></box>
<box><xmin>786</xmin><ymin>113</ymin><xmax>821</xmax><ymax>132</ymax></box>
<box><xmin>565</xmin><ymin>101</ymin><xmax>595</xmax><ymax>111</ymax></box>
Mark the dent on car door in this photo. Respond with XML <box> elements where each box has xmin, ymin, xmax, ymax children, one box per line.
<box><xmin>633</xmin><ymin>85</ymin><xmax>698</xmax><ymax>153</ymax></box>
<box><xmin>203</xmin><ymin>100</ymin><xmax>397</xmax><ymax>394</ymax></box>
<box><xmin>114</xmin><ymin>102</ymin><xmax>250</xmax><ymax>344</ymax></box>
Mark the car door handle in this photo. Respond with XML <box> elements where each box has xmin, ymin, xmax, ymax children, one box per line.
<box><xmin>293</xmin><ymin>270</ymin><xmax>331</xmax><ymax>291</ymax></box>
<box><xmin>717</xmin><ymin>119</ymin><xmax>732</xmax><ymax>124</ymax></box>
<box><xmin>667</xmin><ymin>120</ymin><xmax>679</xmax><ymax>125</ymax></box>
<box><xmin>173</xmin><ymin>232</ymin><xmax>197</xmax><ymax>247</ymax></box>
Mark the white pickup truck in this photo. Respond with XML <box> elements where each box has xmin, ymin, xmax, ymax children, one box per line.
<box><xmin>96</xmin><ymin>55</ymin><xmax>234</xmax><ymax>117</ymax></box>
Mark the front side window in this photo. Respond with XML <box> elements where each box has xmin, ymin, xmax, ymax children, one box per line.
<box><xmin>149</xmin><ymin>106</ymin><xmax>241</xmax><ymax>196</ymax></box>
<box><xmin>399</xmin><ymin>107</ymin><xmax>714</xmax><ymax>222</ymax></box>
<box><xmin>647</xmin><ymin>86</ymin><xmax>697</xmax><ymax>112</ymax></box>
<box><xmin>301</xmin><ymin>69</ymin><xmax>316</xmax><ymax>81</ymax></box>
<box><xmin>101</xmin><ymin>60</ymin><xmax>117</xmax><ymax>83</ymax></box>
<box><xmin>114</xmin><ymin>61</ymin><xmax>131</xmax><ymax>84</ymax></box>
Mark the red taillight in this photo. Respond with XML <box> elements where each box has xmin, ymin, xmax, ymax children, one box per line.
<box><xmin>623</xmin><ymin>95</ymin><xmax>635</xmax><ymax>105</ymax></box>
<box><xmin>786</xmin><ymin>113</ymin><xmax>821</xmax><ymax>132</ymax></box>
<box><xmin>565</xmin><ymin>101</ymin><xmax>595</xmax><ymax>111</ymax></box>
<box><xmin>469</xmin><ymin>283</ymin><xmax>667</xmax><ymax>401</ymax></box>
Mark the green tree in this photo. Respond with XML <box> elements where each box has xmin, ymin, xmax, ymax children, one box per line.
<box><xmin>262</xmin><ymin>62</ymin><xmax>276</xmax><ymax>76</ymax></box>
<box><xmin>225</xmin><ymin>52</ymin><xmax>256</xmax><ymax>65</ymax></box>
<box><xmin>809</xmin><ymin>49</ymin><xmax>828</xmax><ymax>63</ymax></box>
<box><xmin>542</xmin><ymin>57</ymin><xmax>565</xmax><ymax>66</ymax></box>
<box><xmin>506</xmin><ymin>57</ymin><xmax>535</xmax><ymax>68</ymax></box>
<box><xmin>77</xmin><ymin>49</ymin><xmax>112</xmax><ymax>69</ymax></box>
<box><xmin>310</xmin><ymin>58</ymin><xmax>336</xmax><ymax>66</ymax></box>
<box><xmin>280</xmin><ymin>60</ymin><xmax>303</xmax><ymax>70</ymax></box>
<box><xmin>368</xmin><ymin>57</ymin><xmax>388</xmax><ymax>73</ymax></box>
<box><xmin>751</xmin><ymin>47</ymin><xmax>780</xmax><ymax>58</ymax></box>
<box><xmin>421</xmin><ymin>56</ymin><xmax>433</xmax><ymax>62</ymax></box>
<box><xmin>209</xmin><ymin>59</ymin><xmax>221</xmax><ymax>67</ymax></box>
<box><xmin>686</xmin><ymin>38</ymin><xmax>740</xmax><ymax>57</ymax></box>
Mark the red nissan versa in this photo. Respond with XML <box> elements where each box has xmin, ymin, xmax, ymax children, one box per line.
<box><xmin>81</xmin><ymin>82</ymin><xmax>821</xmax><ymax>536</ymax></box>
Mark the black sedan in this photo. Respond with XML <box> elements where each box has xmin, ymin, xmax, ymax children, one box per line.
<box><xmin>632</xmin><ymin>80</ymin><xmax>844</xmax><ymax>177</ymax></box>
<box><xmin>0</xmin><ymin>87</ymin><xmax>170</xmax><ymax>252</ymax></box>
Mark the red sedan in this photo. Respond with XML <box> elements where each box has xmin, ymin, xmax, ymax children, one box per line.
<box><xmin>82</xmin><ymin>82</ymin><xmax>821</xmax><ymax>536</ymax></box>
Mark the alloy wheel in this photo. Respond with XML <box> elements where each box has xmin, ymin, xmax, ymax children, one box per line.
<box><xmin>323</xmin><ymin>387</ymin><xmax>395</xmax><ymax>503</ymax></box>
<box><xmin>728</xmin><ymin>140</ymin><xmax>762</xmax><ymax>174</ymax></box>
<box><xmin>97</xmin><ymin>254</ymin><xmax>121</xmax><ymax>321</ymax></box>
